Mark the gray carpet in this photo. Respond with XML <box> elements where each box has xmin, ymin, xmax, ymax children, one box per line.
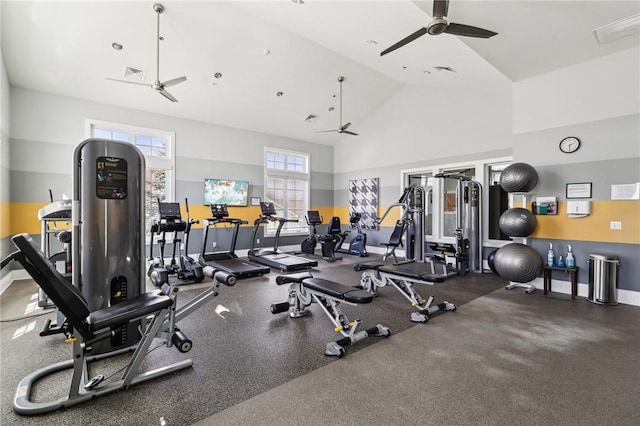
<box><xmin>3</xmin><ymin>256</ymin><xmax>637</xmax><ymax>425</ymax></box>
<box><xmin>197</xmin><ymin>288</ymin><xmax>640</xmax><ymax>426</ymax></box>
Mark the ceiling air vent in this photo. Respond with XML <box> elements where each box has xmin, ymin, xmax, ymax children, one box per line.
<box><xmin>304</xmin><ymin>114</ymin><xmax>319</xmax><ymax>124</ymax></box>
<box><xmin>124</xmin><ymin>66</ymin><xmax>146</xmax><ymax>82</ymax></box>
<box><xmin>433</xmin><ymin>66</ymin><xmax>457</xmax><ymax>73</ymax></box>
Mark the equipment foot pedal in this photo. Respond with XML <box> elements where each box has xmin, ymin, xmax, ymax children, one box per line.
<box><xmin>84</xmin><ymin>374</ymin><xmax>105</xmax><ymax>390</ymax></box>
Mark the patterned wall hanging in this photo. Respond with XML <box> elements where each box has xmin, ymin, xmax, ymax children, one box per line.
<box><xmin>349</xmin><ymin>177</ymin><xmax>378</xmax><ymax>230</ymax></box>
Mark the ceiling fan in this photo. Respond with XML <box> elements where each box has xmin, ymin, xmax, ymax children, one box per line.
<box><xmin>380</xmin><ymin>0</ymin><xmax>497</xmax><ymax>56</ymax></box>
<box><xmin>316</xmin><ymin>76</ymin><xmax>358</xmax><ymax>136</ymax></box>
<box><xmin>106</xmin><ymin>3</ymin><xmax>186</xmax><ymax>102</ymax></box>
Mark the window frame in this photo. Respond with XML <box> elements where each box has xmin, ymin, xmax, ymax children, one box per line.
<box><xmin>263</xmin><ymin>147</ymin><xmax>310</xmax><ymax>237</ymax></box>
<box><xmin>85</xmin><ymin>119</ymin><xmax>176</xmax><ymax>240</ymax></box>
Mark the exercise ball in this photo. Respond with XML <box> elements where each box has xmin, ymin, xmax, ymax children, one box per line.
<box><xmin>487</xmin><ymin>249</ymin><xmax>499</xmax><ymax>275</ymax></box>
<box><xmin>499</xmin><ymin>208</ymin><xmax>537</xmax><ymax>237</ymax></box>
<box><xmin>493</xmin><ymin>243</ymin><xmax>542</xmax><ymax>283</ymax></box>
<box><xmin>500</xmin><ymin>163</ymin><xmax>538</xmax><ymax>193</ymax></box>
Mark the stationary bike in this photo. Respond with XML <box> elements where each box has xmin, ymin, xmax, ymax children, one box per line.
<box><xmin>300</xmin><ymin>211</ymin><xmax>341</xmax><ymax>262</ymax></box>
<box><xmin>330</xmin><ymin>213</ymin><xmax>368</xmax><ymax>257</ymax></box>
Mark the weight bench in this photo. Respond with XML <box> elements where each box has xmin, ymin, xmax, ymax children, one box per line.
<box><xmin>270</xmin><ymin>272</ymin><xmax>390</xmax><ymax>357</ymax></box>
<box><xmin>0</xmin><ymin>233</ymin><xmax>236</xmax><ymax>416</ymax></box>
<box><xmin>355</xmin><ymin>261</ymin><xmax>456</xmax><ymax>323</ymax></box>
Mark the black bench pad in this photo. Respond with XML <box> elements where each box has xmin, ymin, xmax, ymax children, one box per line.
<box><xmin>302</xmin><ymin>278</ymin><xmax>373</xmax><ymax>304</ymax></box>
<box><xmin>89</xmin><ymin>292</ymin><xmax>173</xmax><ymax>331</ymax></box>
<box><xmin>354</xmin><ymin>262</ymin><xmax>384</xmax><ymax>272</ymax></box>
<box><xmin>378</xmin><ymin>263</ymin><xmax>446</xmax><ymax>283</ymax></box>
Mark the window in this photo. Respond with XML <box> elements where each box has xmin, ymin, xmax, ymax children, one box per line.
<box><xmin>402</xmin><ymin>156</ymin><xmax>512</xmax><ymax>245</ymax></box>
<box><xmin>264</xmin><ymin>148</ymin><xmax>310</xmax><ymax>236</ymax></box>
<box><xmin>86</xmin><ymin>120</ymin><xmax>175</xmax><ymax>238</ymax></box>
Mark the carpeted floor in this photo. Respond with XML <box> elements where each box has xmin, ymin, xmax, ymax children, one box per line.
<box><xmin>2</xmin><ymin>255</ymin><xmax>638</xmax><ymax>425</ymax></box>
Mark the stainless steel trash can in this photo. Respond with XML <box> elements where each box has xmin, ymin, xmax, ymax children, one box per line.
<box><xmin>587</xmin><ymin>254</ymin><xmax>619</xmax><ymax>305</ymax></box>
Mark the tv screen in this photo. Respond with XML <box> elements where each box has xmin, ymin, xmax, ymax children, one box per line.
<box><xmin>204</xmin><ymin>179</ymin><xmax>249</xmax><ymax>206</ymax></box>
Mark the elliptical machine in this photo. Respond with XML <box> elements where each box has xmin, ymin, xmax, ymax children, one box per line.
<box><xmin>330</xmin><ymin>213</ymin><xmax>368</xmax><ymax>257</ymax></box>
<box><xmin>147</xmin><ymin>199</ymin><xmax>204</xmax><ymax>286</ymax></box>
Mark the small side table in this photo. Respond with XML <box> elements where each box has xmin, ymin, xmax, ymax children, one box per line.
<box><xmin>543</xmin><ymin>265</ymin><xmax>579</xmax><ymax>300</ymax></box>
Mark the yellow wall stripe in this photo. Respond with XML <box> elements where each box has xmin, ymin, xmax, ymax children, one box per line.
<box><xmin>531</xmin><ymin>200</ymin><xmax>639</xmax><ymax>244</ymax></box>
<box><xmin>8</xmin><ymin>202</ymin><xmax>49</xmax><ymax>236</ymax></box>
<box><xmin>5</xmin><ymin>201</ymin><xmax>638</xmax><ymax>244</ymax></box>
<box><xmin>332</xmin><ymin>205</ymin><xmax>400</xmax><ymax>227</ymax></box>
<box><xmin>0</xmin><ymin>202</ymin><xmax>11</xmax><ymax>239</ymax></box>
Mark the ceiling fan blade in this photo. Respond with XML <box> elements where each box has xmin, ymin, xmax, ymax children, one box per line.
<box><xmin>380</xmin><ymin>27</ymin><xmax>428</xmax><ymax>56</ymax></box>
<box><xmin>433</xmin><ymin>0</ymin><xmax>449</xmax><ymax>19</ymax></box>
<box><xmin>161</xmin><ymin>76</ymin><xmax>187</xmax><ymax>88</ymax></box>
<box><xmin>444</xmin><ymin>23</ymin><xmax>497</xmax><ymax>38</ymax></box>
<box><xmin>315</xmin><ymin>130</ymin><xmax>338</xmax><ymax>133</ymax></box>
<box><xmin>105</xmin><ymin>77</ymin><xmax>151</xmax><ymax>87</ymax></box>
<box><xmin>341</xmin><ymin>130</ymin><xmax>359</xmax><ymax>136</ymax></box>
<box><xmin>341</xmin><ymin>122</ymin><xmax>352</xmax><ymax>131</ymax></box>
<box><xmin>158</xmin><ymin>89</ymin><xmax>179</xmax><ymax>102</ymax></box>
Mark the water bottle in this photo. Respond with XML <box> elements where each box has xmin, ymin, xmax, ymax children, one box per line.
<box><xmin>566</xmin><ymin>245</ymin><xmax>575</xmax><ymax>269</ymax></box>
<box><xmin>547</xmin><ymin>243</ymin><xmax>554</xmax><ymax>267</ymax></box>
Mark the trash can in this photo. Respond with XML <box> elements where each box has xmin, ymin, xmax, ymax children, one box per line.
<box><xmin>587</xmin><ymin>254</ymin><xmax>620</xmax><ymax>305</ymax></box>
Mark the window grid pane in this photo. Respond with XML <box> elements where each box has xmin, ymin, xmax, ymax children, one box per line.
<box><xmin>91</xmin><ymin>124</ymin><xmax>172</xmax><ymax>239</ymax></box>
<box><xmin>264</xmin><ymin>150</ymin><xmax>309</xmax><ymax>236</ymax></box>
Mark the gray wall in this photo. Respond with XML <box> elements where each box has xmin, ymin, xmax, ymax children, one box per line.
<box><xmin>7</xmin><ymin>88</ymin><xmax>334</xmax><ymax>264</ymax></box>
<box><xmin>0</xmin><ymin>48</ymin><xmax>11</xmax><ymax>279</ymax></box>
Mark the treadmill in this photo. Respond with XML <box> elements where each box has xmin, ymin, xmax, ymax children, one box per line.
<box><xmin>248</xmin><ymin>201</ymin><xmax>318</xmax><ymax>272</ymax></box>
<box><xmin>199</xmin><ymin>203</ymin><xmax>270</xmax><ymax>279</ymax></box>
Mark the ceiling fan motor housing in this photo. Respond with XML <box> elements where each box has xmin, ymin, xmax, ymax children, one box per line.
<box><xmin>427</xmin><ymin>17</ymin><xmax>449</xmax><ymax>35</ymax></box>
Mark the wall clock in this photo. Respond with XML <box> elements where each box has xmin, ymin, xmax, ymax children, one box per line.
<box><xmin>559</xmin><ymin>137</ymin><xmax>581</xmax><ymax>153</ymax></box>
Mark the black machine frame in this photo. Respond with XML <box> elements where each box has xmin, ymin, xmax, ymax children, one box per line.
<box><xmin>199</xmin><ymin>203</ymin><xmax>270</xmax><ymax>279</ymax></box>
<box><xmin>147</xmin><ymin>199</ymin><xmax>205</xmax><ymax>286</ymax></box>
<box><xmin>248</xmin><ymin>202</ymin><xmax>317</xmax><ymax>272</ymax></box>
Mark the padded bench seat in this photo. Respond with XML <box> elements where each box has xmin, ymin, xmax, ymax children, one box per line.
<box><xmin>89</xmin><ymin>292</ymin><xmax>173</xmax><ymax>331</ymax></box>
<box><xmin>355</xmin><ymin>261</ymin><xmax>445</xmax><ymax>282</ymax></box>
<box><xmin>302</xmin><ymin>278</ymin><xmax>373</xmax><ymax>304</ymax></box>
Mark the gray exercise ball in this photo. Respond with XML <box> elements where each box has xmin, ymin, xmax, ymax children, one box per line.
<box><xmin>500</xmin><ymin>163</ymin><xmax>539</xmax><ymax>193</ymax></box>
<box><xmin>493</xmin><ymin>243</ymin><xmax>542</xmax><ymax>283</ymax></box>
<box><xmin>499</xmin><ymin>208</ymin><xmax>537</xmax><ymax>237</ymax></box>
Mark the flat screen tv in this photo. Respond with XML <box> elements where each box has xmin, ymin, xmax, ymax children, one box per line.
<box><xmin>204</xmin><ymin>179</ymin><xmax>249</xmax><ymax>206</ymax></box>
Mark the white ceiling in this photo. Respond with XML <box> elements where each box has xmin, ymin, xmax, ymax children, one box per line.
<box><xmin>2</xmin><ymin>1</ymin><xmax>639</xmax><ymax>145</ymax></box>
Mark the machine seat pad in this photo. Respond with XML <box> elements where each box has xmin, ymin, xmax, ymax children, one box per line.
<box><xmin>276</xmin><ymin>272</ymin><xmax>313</xmax><ymax>285</ymax></box>
<box><xmin>89</xmin><ymin>292</ymin><xmax>173</xmax><ymax>331</ymax></box>
<box><xmin>353</xmin><ymin>261</ymin><xmax>384</xmax><ymax>272</ymax></box>
<box><xmin>302</xmin><ymin>278</ymin><xmax>374</xmax><ymax>304</ymax></box>
<box><xmin>379</xmin><ymin>263</ymin><xmax>445</xmax><ymax>283</ymax></box>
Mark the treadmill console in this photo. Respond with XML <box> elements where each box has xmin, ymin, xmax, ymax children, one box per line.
<box><xmin>260</xmin><ymin>201</ymin><xmax>277</xmax><ymax>217</ymax></box>
<box><xmin>159</xmin><ymin>202</ymin><xmax>182</xmax><ymax>221</ymax></box>
<box><xmin>210</xmin><ymin>203</ymin><xmax>229</xmax><ymax>218</ymax></box>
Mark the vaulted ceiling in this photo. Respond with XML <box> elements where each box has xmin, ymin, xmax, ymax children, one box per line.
<box><xmin>2</xmin><ymin>1</ymin><xmax>638</xmax><ymax>145</ymax></box>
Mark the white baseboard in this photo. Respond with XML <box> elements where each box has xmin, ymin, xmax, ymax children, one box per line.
<box><xmin>510</xmin><ymin>277</ymin><xmax>639</xmax><ymax>306</ymax></box>
<box><xmin>0</xmin><ymin>269</ymin><xmax>31</xmax><ymax>296</ymax></box>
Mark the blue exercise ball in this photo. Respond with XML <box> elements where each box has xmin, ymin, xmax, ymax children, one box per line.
<box><xmin>500</xmin><ymin>163</ymin><xmax>539</xmax><ymax>193</ymax></box>
<box><xmin>493</xmin><ymin>243</ymin><xmax>542</xmax><ymax>283</ymax></box>
<box><xmin>499</xmin><ymin>208</ymin><xmax>537</xmax><ymax>237</ymax></box>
